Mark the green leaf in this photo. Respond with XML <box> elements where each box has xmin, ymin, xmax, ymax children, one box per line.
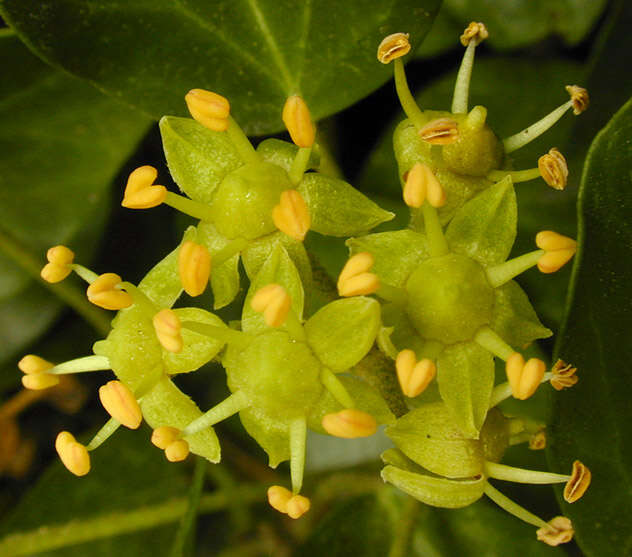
<box><xmin>0</xmin><ymin>31</ymin><xmax>149</xmax><ymax>365</ymax></box>
<box><xmin>196</xmin><ymin>222</ymin><xmax>241</xmax><ymax>309</ymax></box>
<box><xmin>0</xmin><ymin>0</ymin><xmax>441</xmax><ymax>134</ymax></box>
<box><xmin>442</xmin><ymin>0</ymin><xmax>608</xmax><ymax>49</ymax></box>
<box><xmin>347</xmin><ymin>230</ymin><xmax>428</xmax><ymax>288</ymax></box>
<box><xmin>305</xmin><ymin>297</ymin><xmax>381</xmax><ymax>372</ymax></box>
<box><xmin>298</xmin><ymin>173</ymin><xmax>394</xmax><ymax>236</ymax></box>
<box><xmin>241</xmin><ymin>244</ymin><xmax>304</xmax><ymax>334</ymax></box>
<box><xmin>547</xmin><ymin>96</ymin><xmax>632</xmax><ymax>556</ymax></box>
<box><xmin>491</xmin><ymin>280</ymin><xmax>552</xmax><ymax>350</ymax></box>
<box><xmin>446</xmin><ymin>177</ymin><xmax>517</xmax><ymax>267</ymax></box>
<box><xmin>159</xmin><ymin>116</ymin><xmax>243</xmax><ymax>204</ymax></box>
<box><xmin>386</xmin><ymin>402</ymin><xmax>484</xmax><ymax>478</ymax></box>
<box><xmin>381</xmin><ymin>466</ymin><xmax>485</xmax><ymax>508</ymax></box>
<box><xmin>437</xmin><ymin>341</ymin><xmax>494</xmax><ymax>438</ymax></box>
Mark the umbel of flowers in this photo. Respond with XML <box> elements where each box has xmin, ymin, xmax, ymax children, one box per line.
<box><xmin>17</xmin><ymin>21</ymin><xmax>591</xmax><ymax>546</ymax></box>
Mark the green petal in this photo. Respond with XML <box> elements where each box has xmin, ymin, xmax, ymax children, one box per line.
<box><xmin>385</xmin><ymin>402</ymin><xmax>484</xmax><ymax>478</ymax></box>
<box><xmin>381</xmin><ymin>465</ymin><xmax>485</xmax><ymax>508</ymax></box>
<box><xmin>239</xmin><ymin>406</ymin><xmax>289</xmax><ymax>468</ymax></box>
<box><xmin>491</xmin><ymin>281</ymin><xmax>552</xmax><ymax>349</ymax></box>
<box><xmin>164</xmin><ymin>308</ymin><xmax>227</xmax><ymax>374</ymax></box>
<box><xmin>308</xmin><ymin>375</ymin><xmax>395</xmax><ymax>433</ymax></box>
<box><xmin>141</xmin><ymin>376</ymin><xmax>221</xmax><ymax>463</ymax></box>
<box><xmin>445</xmin><ymin>176</ymin><xmax>517</xmax><ymax>267</ymax></box>
<box><xmin>347</xmin><ymin>230</ymin><xmax>428</xmax><ymax>288</ymax></box>
<box><xmin>196</xmin><ymin>222</ymin><xmax>241</xmax><ymax>309</ymax></box>
<box><xmin>437</xmin><ymin>342</ymin><xmax>494</xmax><ymax>438</ymax></box>
<box><xmin>159</xmin><ymin>116</ymin><xmax>243</xmax><ymax>204</ymax></box>
<box><xmin>137</xmin><ymin>226</ymin><xmax>197</xmax><ymax>308</ymax></box>
<box><xmin>380</xmin><ymin>448</ymin><xmax>425</xmax><ymax>473</ymax></box>
<box><xmin>305</xmin><ymin>297</ymin><xmax>380</xmax><ymax>372</ymax></box>
<box><xmin>298</xmin><ymin>173</ymin><xmax>394</xmax><ymax>236</ymax></box>
<box><xmin>380</xmin><ymin>303</ymin><xmax>428</xmax><ymax>357</ymax></box>
<box><xmin>256</xmin><ymin>138</ymin><xmax>320</xmax><ymax>173</ymax></box>
<box><xmin>242</xmin><ymin>231</ymin><xmax>312</xmax><ymax>293</ymax></box>
<box><xmin>241</xmin><ymin>243</ymin><xmax>304</xmax><ymax>334</ymax></box>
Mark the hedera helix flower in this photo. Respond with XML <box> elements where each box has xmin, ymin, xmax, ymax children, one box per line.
<box><xmin>377</xmin><ymin>26</ymin><xmax>588</xmax><ymax>226</ymax></box>
<box><xmin>122</xmin><ymin>88</ymin><xmax>393</xmax><ymax>309</ymax></box>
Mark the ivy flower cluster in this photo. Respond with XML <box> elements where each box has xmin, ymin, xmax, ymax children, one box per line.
<box><xmin>17</xmin><ymin>21</ymin><xmax>590</xmax><ymax>546</ymax></box>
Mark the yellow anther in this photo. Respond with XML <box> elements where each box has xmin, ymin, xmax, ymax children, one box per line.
<box><xmin>565</xmin><ymin>85</ymin><xmax>589</xmax><ymax>115</ymax></box>
<box><xmin>377</xmin><ymin>32</ymin><xmax>411</xmax><ymax>64</ymax></box>
<box><xmin>22</xmin><ymin>373</ymin><xmax>60</xmax><ymax>390</ymax></box>
<box><xmin>321</xmin><ymin>409</ymin><xmax>377</xmax><ymax>438</ymax></box>
<box><xmin>165</xmin><ymin>439</ymin><xmax>190</xmax><ymax>462</ymax></box>
<box><xmin>395</xmin><ymin>349</ymin><xmax>436</xmax><ymax>398</ymax></box>
<box><xmin>250</xmin><ymin>284</ymin><xmax>291</xmax><ymax>328</ymax></box>
<box><xmin>151</xmin><ymin>426</ymin><xmax>181</xmax><ymax>450</ymax></box>
<box><xmin>55</xmin><ymin>431</ymin><xmax>90</xmax><ymax>476</ymax></box>
<box><xmin>536</xmin><ymin>516</ymin><xmax>574</xmax><ymax>546</ymax></box>
<box><xmin>564</xmin><ymin>460</ymin><xmax>591</xmax><ymax>503</ymax></box>
<box><xmin>286</xmin><ymin>494</ymin><xmax>311</xmax><ymax>519</ymax></box>
<box><xmin>505</xmin><ymin>353</ymin><xmax>546</xmax><ymax>400</ymax></box>
<box><xmin>282</xmin><ymin>95</ymin><xmax>315</xmax><ymax>148</ymax></box>
<box><xmin>337</xmin><ymin>252</ymin><xmax>380</xmax><ymax>297</ymax></box>
<box><xmin>529</xmin><ymin>430</ymin><xmax>547</xmax><ymax>450</ymax></box>
<box><xmin>18</xmin><ymin>354</ymin><xmax>53</xmax><ymax>375</ymax></box>
<box><xmin>272</xmin><ymin>190</ymin><xmax>311</xmax><ymax>241</ymax></box>
<box><xmin>178</xmin><ymin>241</ymin><xmax>211</xmax><ymax>297</ymax></box>
<box><xmin>460</xmin><ymin>22</ymin><xmax>489</xmax><ymax>46</ymax></box>
<box><xmin>550</xmin><ymin>360</ymin><xmax>578</xmax><ymax>391</ymax></box>
<box><xmin>418</xmin><ymin>118</ymin><xmax>459</xmax><ymax>145</ymax></box>
<box><xmin>185</xmin><ymin>88</ymin><xmax>230</xmax><ymax>132</ymax></box>
<box><xmin>40</xmin><ymin>245</ymin><xmax>75</xmax><ymax>283</ymax></box>
<box><xmin>153</xmin><ymin>309</ymin><xmax>183</xmax><ymax>353</ymax></box>
<box><xmin>535</xmin><ymin>231</ymin><xmax>577</xmax><ymax>273</ymax></box>
<box><xmin>538</xmin><ymin>148</ymin><xmax>568</xmax><ymax>190</ymax></box>
<box><xmin>121</xmin><ymin>165</ymin><xmax>167</xmax><ymax>209</ymax></box>
<box><xmin>98</xmin><ymin>380</ymin><xmax>142</xmax><ymax>429</ymax></box>
<box><xmin>86</xmin><ymin>273</ymin><xmax>133</xmax><ymax>310</ymax></box>
<box><xmin>403</xmin><ymin>163</ymin><xmax>426</xmax><ymax>208</ymax></box>
<box><xmin>267</xmin><ymin>485</ymin><xmax>292</xmax><ymax>514</ymax></box>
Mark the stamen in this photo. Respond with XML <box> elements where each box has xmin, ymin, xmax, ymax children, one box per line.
<box><xmin>19</xmin><ymin>355</ymin><xmax>60</xmax><ymax>390</ymax></box>
<box><xmin>418</xmin><ymin>118</ymin><xmax>459</xmax><ymax>146</ymax></box>
<box><xmin>268</xmin><ymin>485</ymin><xmax>292</xmax><ymax>514</ymax></box>
<box><xmin>484</xmin><ymin>482</ymin><xmax>549</xmax><ymax>530</ymax></box>
<box><xmin>153</xmin><ymin>309</ymin><xmax>183</xmax><ymax>353</ymax></box>
<box><xmin>465</xmin><ymin>105</ymin><xmax>487</xmax><ymax>130</ymax></box>
<box><xmin>251</xmin><ymin>284</ymin><xmax>292</xmax><ymax>328</ymax></box>
<box><xmin>536</xmin><ymin>516</ymin><xmax>574</xmax><ymax>546</ymax></box>
<box><xmin>85</xmin><ymin>418</ymin><xmax>121</xmax><ymax>451</ymax></box>
<box><xmin>452</xmin><ymin>22</ymin><xmax>488</xmax><ymax>114</ymax></box>
<box><xmin>286</xmin><ymin>494</ymin><xmax>311</xmax><ymax>519</ymax></box>
<box><xmin>422</xmin><ymin>202</ymin><xmax>449</xmax><ymax>257</ymax></box>
<box><xmin>529</xmin><ymin>430</ymin><xmax>547</xmax><ymax>450</ymax></box>
<box><xmin>505</xmin><ymin>353</ymin><xmax>546</xmax><ymax>400</ymax></box>
<box><xmin>98</xmin><ymin>380</ymin><xmax>143</xmax><ymax>429</ymax></box>
<box><xmin>40</xmin><ymin>245</ymin><xmax>75</xmax><ymax>283</ymax></box>
<box><xmin>484</xmin><ymin>461</ymin><xmax>570</xmax><ymax>484</ymax></box>
<box><xmin>503</xmin><ymin>85</ymin><xmax>588</xmax><ymax>153</ymax></box>
<box><xmin>211</xmin><ymin>238</ymin><xmax>248</xmax><ymax>268</ymax></box>
<box><xmin>121</xmin><ymin>166</ymin><xmax>167</xmax><ymax>209</ymax></box>
<box><xmin>151</xmin><ymin>426</ymin><xmax>181</xmax><ymax>450</ymax></box>
<box><xmin>226</xmin><ymin>117</ymin><xmax>261</xmax><ymax>165</ymax></box>
<box><xmin>185</xmin><ymin>89</ymin><xmax>230</xmax><ymax>132</ymax></box>
<box><xmin>321</xmin><ymin>409</ymin><xmax>377</xmax><ymax>438</ymax></box>
<box><xmin>535</xmin><ymin>231</ymin><xmax>577</xmax><ymax>273</ymax></box>
<box><xmin>565</xmin><ymin>85</ymin><xmax>589</xmax><ymax>115</ymax></box>
<box><xmin>485</xmin><ymin>250</ymin><xmax>543</xmax><ymax>288</ymax></box>
<box><xmin>289</xmin><ymin>417</ymin><xmax>307</xmax><ymax>494</ymax></box>
<box><xmin>320</xmin><ymin>368</ymin><xmax>355</xmax><ymax>409</ymax></box>
<box><xmin>403</xmin><ymin>163</ymin><xmax>427</xmax><ymax>208</ymax></box>
<box><xmin>563</xmin><ymin>460</ymin><xmax>591</xmax><ymax>503</ymax></box>
<box><xmin>55</xmin><ymin>431</ymin><xmax>90</xmax><ymax>476</ymax></box>
<box><xmin>18</xmin><ymin>355</ymin><xmax>54</xmax><ymax>375</ymax></box>
<box><xmin>550</xmin><ymin>360</ymin><xmax>578</xmax><ymax>391</ymax></box>
<box><xmin>473</xmin><ymin>326</ymin><xmax>514</xmax><ymax>361</ymax></box>
<box><xmin>538</xmin><ymin>148</ymin><xmax>568</xmax><ymax>190</ymax></box>
<box><xmin>70</xmin><ymin>264</ymin><xmax>99</xmax><ymax>284</ymax></box>
<box><xmin>164</xmin><ymin>191</ymin><xmax>215</xmax><ymax>221</ymax></box>
<box><xmin>289</xmin><ymin>146</ymin><xmax>313</xmax><ymax>185</ymax></box>
<box><xmin>395</xmin><ymin>349</ymin><xmax>436</xmax><ymax>398</ymax></box>
<box><xmin>282</xmin><ymin>95</ymin><xmax>315</xmax><ymax>148</ymax></box>
<box><xmin>48</xmin><ymin>355</ymin><xmax>111</xmax><ymax>375</ymax></box>
<box><xmin>377</xmin><ymin>32</ymin><xmax>411</xmax><ymax>64</ymax></box>
<box><xmin>486</xmin><ymin>168</ymin><xmax>541</xmax><ymax>184</ymax></box>
<box><xmin>181</xmin><ymin>390</ymin><xmax>250</xmax><ymax>437</ymax></box>
<box><xmin>337</xmin><ymin>253</ymin><xmax>380</xmax><ymax>297</ymax></box>
<box><xmin>181</xmin><ymin>321</ymin><xmax>251</xmax><ymax>349</ymax></box>
<box><xmin>87</xmin><ymin>273</ymin><xmax>133</xmax><ymax>310</ymax></box>
<box><xmin>272</xmin><ymin>190</ymin><xmax>311</xmax><ymax>241</ymax></box>
<box><xmin>178</xmin><ymin>241</ymin><xmax>211</xmax><ymax>297</ymax></box>
<box><xmin>165</xmin><ymin>440</ymin><xmax>190</xmax><ymax>462</ymax></box>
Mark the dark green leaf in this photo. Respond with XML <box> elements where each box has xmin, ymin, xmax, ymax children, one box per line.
<box><xmin>548</xmin><ymin>96</ymin><xmax>632</xmax><ymax>556</ymax></box>
<box><xmin>0</xmin><ymin>0</ymin><xmax>441</xmax><ymax>134</ymax></box>
<box><xmin>0</xmin><ymin>31</ymin><xmax>150</xmax><ymax>366</ymax></box>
